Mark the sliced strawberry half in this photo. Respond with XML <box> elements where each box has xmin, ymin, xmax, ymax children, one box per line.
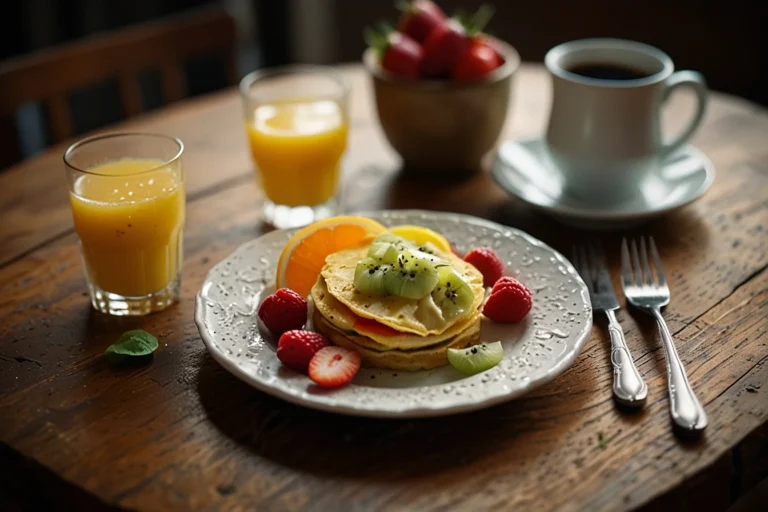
<box><xmin>308</xmin><ymin>347</ymin><xmax>361</xmax><ymax>388</ymax></box>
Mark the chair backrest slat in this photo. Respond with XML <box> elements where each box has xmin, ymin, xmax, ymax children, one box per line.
<box><xmin>0</xmin><ymin>6</ymin><xmax>237</xmax><ymax>165</ymax></box>
<box><xmin>118</xmin><ymin>71</ymin><xmax>144</xmax><ymax>118</ymax></box>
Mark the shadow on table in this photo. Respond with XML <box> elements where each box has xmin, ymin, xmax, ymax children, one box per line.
<box><xmin>192</xmin><ymin>346</ymin><xmax>646</xmax><ymax>480</ymax></box>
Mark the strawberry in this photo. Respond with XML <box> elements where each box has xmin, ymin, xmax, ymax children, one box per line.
<box><xmin>420</xmin><ymin>19</ymin><xmax>469</xmax><ymax>78</ymax></box>
<box><xmin>365</xmin><ymin>26</ymin><xmax>424</xmax><ymax>79</ymax></box>
<box><xmin>258</xmin><ymin>288</ymin><xmax>307</xmax><ymax>336</ymax></box>
<box><xmin>451</xmin><ymin>39</ymin><xmax>504</xmax><ymax>81</ymax></box>
<box><xmin>483</xmin><ymin>276</ymin><xmax>532</xmax><ymax>323</ymax></box>
<box><xmin>277</xmin><ymin>330</ymin><xmax>329</xmax><ymax>373</ymax></box>
<box><xmin>308</xmin><ymin>346</ymin><xmax>361</xmax><ymax>388</ymax></box>
<box><xmin>464</xmin><ymin>247</ymin><xmax>505</xmax><ymax>287</ymax></box>
<box><xmin>421</xmin><ymin>4</ymin><xmax>494</xmax><ymax>78</ymax></box>
<box><xmin>397</xmin><ymin>0</ymin><xmax>446</xmax><ymax>43</ymax></box>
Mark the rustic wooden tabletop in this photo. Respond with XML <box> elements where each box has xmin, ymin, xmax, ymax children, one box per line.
<box><xmin>1</xmin><ymin>64</ymin><xmax>766</xmax><ymax>511</ymax></box>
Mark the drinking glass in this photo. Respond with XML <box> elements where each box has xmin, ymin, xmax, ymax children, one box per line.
<box><xmin>64</xmin><ymin>133</ymin><xmax>185</xmax><ymax>316</ymax></box>
<box><xmin>240</xmin><ymin>65</ymin><xmax>349</xmax><ymax>229</ymax></box>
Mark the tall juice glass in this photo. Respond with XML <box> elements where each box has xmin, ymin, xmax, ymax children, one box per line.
<box><xmin>240</xmin><ymin>66</ymin><xmax>349</xmax><ymax>229</ymax></box>
<box><xmin>65</xmin><ymin>133</ymin><xmax>185</xmax><ymax>316</ymax></box>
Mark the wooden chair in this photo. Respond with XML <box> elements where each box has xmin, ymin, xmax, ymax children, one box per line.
<box><xmin>0</xmin><ymin>6</ymin><xmax>238</xmax><ymax>168</ymax></box>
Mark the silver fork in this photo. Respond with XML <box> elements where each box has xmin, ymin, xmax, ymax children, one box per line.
<box><xmin>621</xmin><ymin>237</ymin><xmax>707</xmax><ymax>431</ymax></box>
<box><xmin>573</xmin><ymin>243</ymin><xmax>647</xmax><ymax>407</ymax></box>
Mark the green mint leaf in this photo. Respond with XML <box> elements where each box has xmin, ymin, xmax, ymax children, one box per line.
<box><xmin>105</xmin><ymin>329</ymin><xmax>159</xmax><ymax>364</ymax></box>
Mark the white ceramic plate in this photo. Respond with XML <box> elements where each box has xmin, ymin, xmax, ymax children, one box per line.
<box><xmin>195</xmin><ymin>210</ymin><xmax>592</xmax><ymax>418</ymax></box>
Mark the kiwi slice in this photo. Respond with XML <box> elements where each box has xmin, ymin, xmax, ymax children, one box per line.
<box><xmin>383</xmin><ymin>250</ymin><xmax>439</xmax><ymax>299</ymax></box>
<box><xmin>431</xmin><ymin>265</ymin><xmax>474</xmax><ymax>320</ymax></box>
<box><xmin>368</xmin><ymin>233</ymin><xmax>414</xmax><ymax>265</ymax></box>
<box><xmin>354</xmin><ymin>258</ymin><xmax>392</xmax><ymax>295</ymax></box>
<box><xmin>447</xmin><ymin>341</ymin><xmax>504</xmax><ymax>375</ymax></box>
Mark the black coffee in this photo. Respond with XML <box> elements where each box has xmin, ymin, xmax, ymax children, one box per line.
<box><xmin>568</xmin><ymin>63</ymin><xmax>649</xmax><ymax>81</ymax></box>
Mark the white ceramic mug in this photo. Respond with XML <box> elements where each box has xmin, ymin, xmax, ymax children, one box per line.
<box><xmin>544</xmin><ymin>38</ymin><xmax>707</xmax><ymax>203</ymax></box>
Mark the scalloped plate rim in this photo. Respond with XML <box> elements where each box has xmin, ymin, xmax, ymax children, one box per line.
<box><xmin>194</xmin><ymin>210</ymin><xmax>592</xmax><ymax>418</ymax></box>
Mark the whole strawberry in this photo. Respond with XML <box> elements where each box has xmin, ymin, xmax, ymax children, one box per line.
<box><xmin>258</xmin><ymin>288</ymin><xmax>307</xmax><ymax>335</ymax></box>
<box><xmin>464</xmin><ymin>247</ymin><xmax>505</xmax><ymax>286</ymax></box>
<box><xmin>277</xmin><ymin>330</ymin><xmax>329</xmax><ymax>373</ymax></box>
<box><xmin>483</xmin><ymin>276</ymin><xmax>532</xmax><ymax>323</ymax></box>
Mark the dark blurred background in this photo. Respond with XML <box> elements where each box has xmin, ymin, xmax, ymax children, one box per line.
<box><xmin>1</xmin><ymin>0</ymin><xmax>765</xmax><ymax>163</ymax></box>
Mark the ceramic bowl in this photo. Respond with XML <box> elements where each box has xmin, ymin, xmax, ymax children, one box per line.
<box><xmin>363</xmin><ymin>38</ymin><xmax>520</xmax><ymax>174</ymax></box>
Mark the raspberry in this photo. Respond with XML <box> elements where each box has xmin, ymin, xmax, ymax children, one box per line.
<box><xmin>483</xmin><ymin>276</ymin><xmax>532</xmax><ymax>323</ymax></box>
<box><xmin>258</xmin><ymin>288</ymin><xmax>307</xmax><ymax>335</ymax></box>
<box><xmin>464</xmin><ymin>247</ymin><xmax>505</xmax><ymax>286</ymax></box>
<box><xmin>277</xmin><ymin>330</ymin><xmax>329</xmax><ymax>373</ymax></box>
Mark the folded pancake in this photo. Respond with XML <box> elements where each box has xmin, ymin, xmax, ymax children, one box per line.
<box><xmin>313</xmin><ymin>308</ymin><xmax>481</xmax><ymax>371</ymax></box>
<box><xmin>312</xmin><ymin>277</ymin><xmax>481</xmax><ymax>350</ymax></box>
<box><xmin>320</xmin><ymin>246</ymin><xmax>484</xmax><ymax>337</ymax></box>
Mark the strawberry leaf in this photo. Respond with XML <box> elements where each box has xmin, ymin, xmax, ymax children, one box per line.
<box><xmin>455</xmin><ymin>3</ymin><xmax>495</xmax><ymax>36</ymax></box>
<box><xmin>105</xmin><ymin>330</ymin><xmax>159</xmax><ymax>364</ymax></box>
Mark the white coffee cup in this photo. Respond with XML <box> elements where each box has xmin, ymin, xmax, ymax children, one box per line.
<box><xmin>544</xmin><ymin>38</ymin><xmax>707</xmax><ymax>203</ymax></box>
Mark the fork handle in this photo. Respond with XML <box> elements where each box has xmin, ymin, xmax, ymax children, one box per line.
<box><xmin>605</xmin><ymin>310</ymin><xmax>647</xmax><ymax>407</ymax></box>
<box><xmin>651</xmin><ymin>307</ymin><xmax>708</xmax><ymax>431</ymax></box>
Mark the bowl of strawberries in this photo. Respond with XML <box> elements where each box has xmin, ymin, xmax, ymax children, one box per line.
<box><xmin>363</xmin><ymin>1</ymin><xmax>520</xmax><ymax>174</ymax></box>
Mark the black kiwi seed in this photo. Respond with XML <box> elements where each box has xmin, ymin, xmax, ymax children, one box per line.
<box><xmin>369</xmin><ymin>269</ymin><xmax>375</xmax><ymax>274</ymax></box>
<box><xmin>410</xmin><ymin>273</ymin><xmax>415</xmax><ymax>278</ymax></box>
<box><xmin>471</xmin><ymin>347</ymin><xmax>478</xmax><ymax>354</ymax></box>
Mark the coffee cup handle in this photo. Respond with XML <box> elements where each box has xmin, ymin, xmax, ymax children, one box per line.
<box><xmin>660</xmin><ymin>70</ymin><xmax>708</xmax><ymax>157</ymax></box>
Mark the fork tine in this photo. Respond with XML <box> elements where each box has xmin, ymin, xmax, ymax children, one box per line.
<box><xmin>621</xmin><ymin>238</ymin><xmax>632</xmax><ymax>288</ymax></box>
<box><xmin>650</xmin><ymin>236</ymin><xmax>667</xmax><ymax>286</ymax></box>
<box><xmin>640</xmin><ymin>236</ymin><xmax>654</xmax><ymax>286</ymax></box>
<box><xmin>593</xmin><ymin>240</ymin><xmax>608</xmax><ymax>266</ymax></box>
<box><xmin>630</xmin><ymin>238</ymin><xmax>643</xmax><ymax>287</ymax></box>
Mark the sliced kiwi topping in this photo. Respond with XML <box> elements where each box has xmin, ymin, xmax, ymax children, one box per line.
<box><xmin>383</xmin><ymin>250</ymin><xmax>439</xmax><ymax>299</ymax></box>
<box><xmin>431</xmin><ymin>265</ymin><xmax>474</xmax><ymax>320</ymax></box>
<box><xmin>354</xmin><ymin>258</ymin><xmax>392</xmax><ymax>295</ymax></box>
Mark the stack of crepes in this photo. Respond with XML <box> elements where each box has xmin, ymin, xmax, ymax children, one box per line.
<box><xmin>311</xmin><ymin>243</ymin><xmax>486</xmax><ymax>371</ymax></box>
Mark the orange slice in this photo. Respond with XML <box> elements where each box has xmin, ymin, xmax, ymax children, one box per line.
<box><xmin>276</xmin><ymin>216</ymin><xmax>386</xmax><ymax>297</ymax></box>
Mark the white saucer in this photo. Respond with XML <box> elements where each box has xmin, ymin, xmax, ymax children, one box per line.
<box><xmin>491</xmin><ymin>137</ymin><xmax>715</xmax><ymax>229</ymax></box>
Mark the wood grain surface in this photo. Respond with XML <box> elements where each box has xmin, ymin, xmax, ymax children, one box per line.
<box><xmin>1</xmin><ymin>64</ymin><xmax>767</xmax><ymax>511</ymax></box>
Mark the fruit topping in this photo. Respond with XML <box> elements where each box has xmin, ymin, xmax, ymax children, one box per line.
<box><xmin>276</xmin><ymin>216</ymin><xmax>386</xmax><ymax>298</ymax></box>
<box><xmin>483</xmin><ymin>276</ymin><xmax>532</xmax><ymax>323</ymax></box>
<box><xmin>276</xmin><ymin>330</ymin><xmax>330</xmax><ymax>373</ymax></box>
<box><xmin>383</xmin><ymin>250</ymin><xmax>440</xmax><ymax>299</ymax></box>
<box><xmin>463</xmin><ymin>247</ymin><xmax>505</xmax><ymax>286</ymax></box>
<box><xmin>309</xmin><ymin>346</ymin><xmax>362</xmax><ymax>388</ymax></box>
<box><xmin>258</xmin><ymin>288</ymin><xmax>308</xmax><ymax>335</ymax></box>
<box><xmin>387</xmin><ymin>225</ymin><xmax>452</xmax><ymax>253</ymax></box>
<box><xmin>447</xmin><ymin>341</ymin><xmax>503</xmax><ymax>375</ymax></box>
<box><xmin>354</xmin><ymin>258</ymin><xmax>393</xmax><ymax>295</ymax></box>
<box><xmin>430</xmin><ymin>265</ymin><xmax>474</xmax><ymax>319</ymax></box>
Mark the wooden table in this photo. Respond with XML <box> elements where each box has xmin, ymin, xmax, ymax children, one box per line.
<box><xmin>1</xmin><ymin>64</ymin><xmax>767</xmax><ymax>511</ymax></box>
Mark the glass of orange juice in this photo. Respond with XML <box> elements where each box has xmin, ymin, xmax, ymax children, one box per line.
<box><xmin>240</xmin><ymin>66</ymin><xmax>349</xmax><ymax>229</ymax></box>
<box><xmin>64</xmin><ymin>133</ymin><xmax>185</xmax><ymax>316</ymax></box>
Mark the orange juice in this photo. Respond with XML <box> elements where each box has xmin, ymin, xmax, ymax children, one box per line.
<box><xmin>69</xmin><ymin>158</ymin><xmax>185</xmax><ymax>297</ymax></box>
<box><xmin>246</xmin><ymin>99</ymin><xmax>347</xmax><ymax>207</ymax></box>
